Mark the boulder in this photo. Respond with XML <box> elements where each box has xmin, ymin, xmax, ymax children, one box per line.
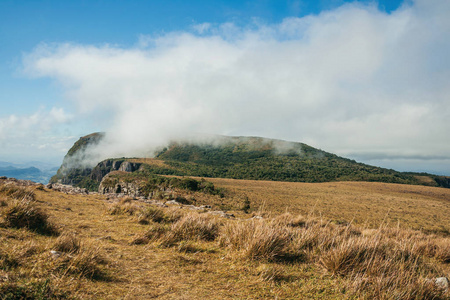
<box><xmin>435</xmin><ymin>277</ymin><xmax>449</xmax><ymax>290</ymax></box>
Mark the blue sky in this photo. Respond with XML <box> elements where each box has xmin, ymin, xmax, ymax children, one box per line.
<box><xmin>1</xmin><ymin>0</ymin><xmax>404</xmax><ymax>116</ymax></box>
<box><xmin>1</xmin><ymin>0</ymin><xmax>450</xmax><ymax>176</ymax></box>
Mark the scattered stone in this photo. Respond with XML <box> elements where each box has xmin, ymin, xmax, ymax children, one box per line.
<box><xmin>209</xmin><ymin>211</ymin><xmax>235</xmax><ymax>219</ymax></box>
<box><xmin>46</xmin><ymin>183</ymin><xmax>53</xmax><ymax>189</ymax></box>
<box><xmin>166</xmin><ymin>200</ymin><xmax>182</xmax><ymax>205</ymax></box>
<box><xmin>49</xmin><ymin>183</ymin><xmax>89</xmax><ymax>195</ymax></box>
<box><xmin>50</xmin><ymin>250</ymin><xmax>62</xmax><ymax>259</ymax></box>
<box><xmin>0</xmin><ymin>177</ymin><xmax>40</xmax><ymax>187</ymax></box>
<box><xmin>435</xmin><ymin>277</ymin><xmax>449</xmax><ymax>290</ymax></box>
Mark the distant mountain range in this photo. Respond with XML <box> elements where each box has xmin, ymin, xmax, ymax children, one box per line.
<box><xmin>50</xmin><ymin>133</ymin><xmax>450</xmax><ymax>191</ymax></box>
<box><xmin>0</xmin><ymin>161</ymin><xmax>59</xmax><ymax>184</ymax></box>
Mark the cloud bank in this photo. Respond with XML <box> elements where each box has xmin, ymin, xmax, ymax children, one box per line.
<box><xmin>0</xmin><ymin>107</ymin><xmax>73</xmax><ymax>163</ymax></box>
<box><xmin>23</xmin><ymin>0</ymin><xmax>450</xmax><ymax>174</ymax></box>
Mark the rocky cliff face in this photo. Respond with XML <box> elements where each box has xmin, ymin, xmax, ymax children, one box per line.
<box><xmin>58</xmin><ymin>158</ymin><xmax>142</xmax><ymax>191</ymax></box>
<box><xmin>89</xmin><ymin>160</ymin><xmax>141</xmax><ymax>182</ymax></box>
<box><xmin>98</xmin><ymin>173</ymin><xmax>144</xmax><ymax>197</ymax></box>
<box><xmin>50</xmin><ymin>132</ymin><xmax>105</xmax><ymax>187</ymax></box>
<box><xmin>50</xmin><ymin>132</ymin><xmax>145</xmax><ymax>191</ymax></box>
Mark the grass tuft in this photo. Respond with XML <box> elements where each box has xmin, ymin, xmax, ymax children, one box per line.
<box><xmin>108</xmin><ymin>198</ymin><xmax>138</xmax><ymax>215</ymax></box>
<box><xmin>137</xmin><ymin>206</ymin><xmax>167</xmax><ymax>224</ymax></box>
<box><xmin>131</xmin><ymin>223</ymin><xmax>171</xmax><ymax>245</ymax></box>
<box><xmin>0</xmin><ymin>184</ymin><xmax>35</xmax><ymax>201</ymax></box>
<box><xmin>53</xmin><ymin>246</ymin><xmax>108</xmax><ymax>280</ymax></box>
<box><xmin>256</xmin><ymin>264</ymin><xmax>287</xmax><ymax>282</ymax></box>
<box><xmin>169</xmin><ymin>213</ymin><xmax>220</xmax><ymax>241</ymax></box>
<box><xmin>218</xmin><ymin>220</ymin><xmax>298</xmax><ymax>261</ymax></box>
<box><xmin>0</xmin><ymin>279</ymin><xmax>68</xmax><ymax>299</ymax></box>
<box><xmin>0</xmin><ymin>248</ymin><xmax>19</xmax><ymax>271</ymax></box>
<box><xmin>53</xmin><ymin>232</ymin><xmax>81</xmax><ymax>253</ymax></box>
<box><xmin>1</xmin><ymin>199</ymin><xmax>58</xmax><ymax>235</ymax></box>
<box><xmin>273</xmin><ymin>213</ymin><xmax>306</xmax><ymax>228</ymax></box>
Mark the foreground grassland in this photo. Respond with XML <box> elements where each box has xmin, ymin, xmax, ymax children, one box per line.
<box><xmin>0</xmin><ymin>179</ymin><xmax>449</xmax><ymax>299</ymax></box>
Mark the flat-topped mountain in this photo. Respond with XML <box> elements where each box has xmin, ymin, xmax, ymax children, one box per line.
<box><xmin>50</xmin><ymin>133</ymin><xmax>450</xmax><ymax>191</ymax></box>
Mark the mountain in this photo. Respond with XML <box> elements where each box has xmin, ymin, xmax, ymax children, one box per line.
<box><xmin>0</xmin><ymin>166</ymin><xmax>41</xmax><ymax>177</ymax></box>
<box><xmin>0</xmin><ymin>165</ymin><xmax>58</xmax><ymax>184</ymax></box>
<box><xmin>51</xmin><ymin>133</ymin><xmax>450</xmax><ymax>191</ymax></box>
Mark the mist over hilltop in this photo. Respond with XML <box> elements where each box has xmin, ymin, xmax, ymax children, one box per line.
<box><xmin>52</xmin><ymin>132</ymin><xmax>450</xmax><ymax>191</ymax></box>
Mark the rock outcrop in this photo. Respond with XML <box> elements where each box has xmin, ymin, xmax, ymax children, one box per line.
<box><xmin>50</xmin><ymin>132</ymin><xmax>105</xmax><ymax>186</ymax></box>
<box><xmin>90</xmin><ymin>160</ymin><xmax>141</xmax><ymax>182</ymax></box>
<box><xmin>0</xmin><ymin>177</ymin><xmax>41</xmax><ymax>187</ymax></box>
<box><xmin>46</xmin><ymin>183</ymin><xmax>89</xmax><ymax>195</ymax></box>
<box><xmin>98</xmin><ymin>173</ymin><xmax>143</xmax><ymax>197</ymax></box>
<box><xmin>50</xmin><ymin>132</ymin><xmax>142</xmax><ymax>191</ymax></box>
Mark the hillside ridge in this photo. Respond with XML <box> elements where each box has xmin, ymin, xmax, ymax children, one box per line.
<box><xmin>51</xmin><ymin>133</ymin><xmax>450</xmax><ymax>190</ymax></box>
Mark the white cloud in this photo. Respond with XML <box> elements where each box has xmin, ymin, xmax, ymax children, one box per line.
<box><xmin>23</xmin><ymin>0</ymin><xmax>450</xmax><ymax>174</ymax></box>
<box><xmin>192</xmin><ymin>22</ymin><xmax>212</xmax><ymax>34</ymax></box>
<box><xmin>0</xmin><ymin>108</ymin><xmax>74</xmax><ymax>163</ymax></box>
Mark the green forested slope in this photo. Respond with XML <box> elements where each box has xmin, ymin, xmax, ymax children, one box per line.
<box><xmin>153</xmin><ymin>137</ymin><xmax>420</xmax><ymax>184</ymax></box>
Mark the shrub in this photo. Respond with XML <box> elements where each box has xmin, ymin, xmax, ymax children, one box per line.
<box><xmin>1</xmin><ymin>199</ymin><xmax>58</xmax><ymax>235</ymax></box>
<box><xmin>174</xmin><ymin>195</ymin><xmax>191</xmax><ymax>205</ymax></box>
<box><xmin>241</xmin><ymin>197</ymin><xmax>250</xmax><ymax>213</ymax></box>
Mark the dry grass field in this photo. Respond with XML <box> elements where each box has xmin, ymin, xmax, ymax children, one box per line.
<box><xmin>207</xmin><ymin>178</ymin><xmax>450</xmax><ymax>234</ymax></box>
<box><xmin>0</xmin><ymin>178</ymin><xmax>449</xmax><ymax>299</ymax></box>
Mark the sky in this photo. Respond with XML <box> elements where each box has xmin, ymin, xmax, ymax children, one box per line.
<box><xmin>0</xmin><ymin>0</ymin><xmax>449</xmax><ymax>176</ymax></box>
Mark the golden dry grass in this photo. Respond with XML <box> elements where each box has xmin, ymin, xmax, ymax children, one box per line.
<box><xmin>207</xmin><ymin>178</ymin><xmax>450</xmax><ymax>234</ymax></box>
<box><xmin>0</xmin><ymin>179</ymin><xmax>449</xmax><ymax>299</ymax></box>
